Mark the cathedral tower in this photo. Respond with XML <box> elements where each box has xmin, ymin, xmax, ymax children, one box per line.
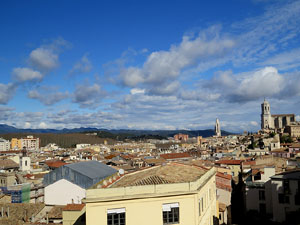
<box><xmin>215</xmin><ymin>118</ymin><xmax>221</xmax><ymax>137</ymax></box>
<box><xmin>261</xmin><ymin>99</ymin><xmax>273</xmax><ymax>129</ymax></box>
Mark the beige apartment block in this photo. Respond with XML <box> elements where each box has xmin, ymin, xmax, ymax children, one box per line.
<box><xmin>85</xmin><ymin>163</ymin><xmax>217</xmax><ymax>225</ymax></box>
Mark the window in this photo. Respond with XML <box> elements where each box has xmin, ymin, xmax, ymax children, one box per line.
<box><xmin>163</xmin><ymin>203</ymin><xmax>179</xmax><ymax>224</ymax></box>
<box><xmin>259</xmin><ymin>190</ymin><xmax>265</xmax><ymax>201</ymax></box>
<box><xmin>278</xmin><ymin>194</ymin><xmax>290</xmax><ymax>204</ymax></box>
<box><xmin>107</xmin><ymin>208</ymin><xmax>125</xmax><ymax>225</ymax></box>
<box><xmin>283</xmin><ymin>180</ymin><xmax>290</xmax><ymax>194</ymax></box>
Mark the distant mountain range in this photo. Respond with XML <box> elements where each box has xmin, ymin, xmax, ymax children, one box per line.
<box><xmin>0</xmin><ymin>124</ymin><xmax>234</xmax><ymax>138</ymax></box>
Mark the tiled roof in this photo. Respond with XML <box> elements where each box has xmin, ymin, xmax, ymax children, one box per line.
<box><xmin>243</xmin><ymin>161</ymin><xmax>256</xmax><ymax>166</ymax></box>
<box><xmin>133</xmin><ymin>175</ymin><xmax>170</xmax><ymax>186</ymax></box>
<box><xmin>160</xmin><ymin>152</ymin><xmax>191</xmax><ymax>160</ymax></box>
<box><xmin>271</xmin><ymin>114</ymin><xmax>295</xmax><ymax>117</ymax></box>
<box><xmin>0</xmin><ymin>159</ymin><xmax>19</xmax><ymax>169</ymax></box>
<box><xmin>48</xmin><ymin>206</ymin><xmax>64</xmax><ymax>219</ymax></box>
<box><xmin>104</xmin><ymin>154</ymin><xmax>117</xmax><ymax>160</ymax></box>
<box><xmin>45</xmin><ymin>160</ymin><xmax>68</xmax><ymax>168</ymax></box>
<box><xmin>215</xmin><ymin>160</ymin><xmax>242</xmax><ymax>165</ymax></box>
<box><xmin>216</xmin><ymin>172</ymin><xmax>232</xmax><ymax>180</ymax></box>
<box><xmin>63</xmin><ymin>204</ymin><xmax>85</xmax><ymax>211</ymax></box>
<box><xmin>110</xmin><ymin>163</ymin><xmax>207</xmax><ymax>188</ymax></box>
<box><xmin>290</xmin><ymin>143</ymin><xmax>300</xmax><ymax>148</ymax></box>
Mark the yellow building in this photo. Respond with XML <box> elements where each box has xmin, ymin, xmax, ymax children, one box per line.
<box><xmin>11</xmin><ymin>138</ymin><xmax>22</xmax><ymax>150</ymax></box>
<box><xmin>63</xmin><ymin>204</ymin><xmax>86</xmax><ymax>225</ymax></box>
<box><xmin>11</xmin><ymin>136</ymin><xmax>40</xmax><ymax>150</ymax></box>
<box><xmin>85</xmin><ymin>163</ymin><xmax>217</xmax><ymax>225</ymax></box>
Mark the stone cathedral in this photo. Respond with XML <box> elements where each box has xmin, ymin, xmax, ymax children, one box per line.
<box><xmin>261</xmin><ymin>99</ymin><xmax>296</xmax><ymax>132</ymax></box>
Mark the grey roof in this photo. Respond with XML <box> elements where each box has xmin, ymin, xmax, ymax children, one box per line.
<box><xmin>271</xmin><ymin>170</ymin><xmax>300</xmax><ymax>180</ymax></box>
<box><xmin>65</xmin><ymin>161</ymin><xmax>117</xmax><ymax>179</ymax></box>
<box><xmin>43</xmin><ymin>161</ymin><xmax>118</xmax><ymax>189</ymax></box>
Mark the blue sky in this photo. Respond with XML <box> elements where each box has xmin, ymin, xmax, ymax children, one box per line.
<box><xmin>1</xmin><ymin>0</ymin><xmax>300</xmax><ymax>132</ymax></box>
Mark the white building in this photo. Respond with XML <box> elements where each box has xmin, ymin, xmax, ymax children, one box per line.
<box><xmin>43</xmin><ymin>161</ymin><xmax>118</xmax><ymax>205</ymax></box>
<box><xmin>22</xmin><ymin>136</ymin><xmax>40</xmax><ymax>150</ymax></box>
<box><xmin>0</xmin><ymin>138</ymin><xmax>10</xmax><ymax>151</ymax></box>
<box><xmin>271</xmin><ymin>170</ymin><xmax>300</xmax><ymax>223</ymax></box>
<box><xmin>245</xmin><ymin>168</ymin><xmax>300</xmax><ymax>223</ymax></box>
<box><xmin>245</xmin><ymin>167</ymin><xmax>275</xmax><ymax>216</ymax></box>
<box><xmin>76</xmin><ymin>143</ymin><xmax>91</xmax><ymax>149</ymax></box>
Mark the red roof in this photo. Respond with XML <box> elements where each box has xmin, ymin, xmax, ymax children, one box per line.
<box><xmin>160</xmin><ymin>152</ymin><xmax>191</xmax><ymax>160</ymax></box>
<box><xmin>216</xmin><ymin>172</ymin><xmax>232</xmax><ymax>180</ymax></box>
<box><xmin>63</xmin><ymin>204</ymin><xmax>85</xmax><ymax>211</ymax></box>
<box><xmin>45</xmin><ymin>160</ymin><xmax>68</xmax><ymax>168</ymax></box>
<box><xmin>215</xmin><ymin>160</ymin><xmax>243</xmax><ymax>165</ymax></box>
<box><xmin>243</xmin><ymin>161</ymin><xmax>256</xmax><ymax>166</ymax></box>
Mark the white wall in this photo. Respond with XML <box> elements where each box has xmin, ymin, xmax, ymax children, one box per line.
<box><xmin>45</xmin><ymin>179</ymin><xmax>86</xmax><ymax>205</ymax></box>
<box><xmin>20</xmin><ymin>156</ymin><xmax>31</xmax><ymax>172</ymax></box>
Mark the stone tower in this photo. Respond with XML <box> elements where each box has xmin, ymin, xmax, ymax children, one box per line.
<box><xmin>215</xmin><ymin>118</ymin><xmax>221</xmax><ymax>137</ymax></box>
<box><xmin>261</xmin><ymin>99</ymin><xmax>273</xmax><ymax>129</ymax></box>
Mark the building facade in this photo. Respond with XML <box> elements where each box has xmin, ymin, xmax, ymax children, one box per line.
<box><xmin>261</xmin><ymin>99</ymin><xmax>296</xmax><ymax>131</ymax></box>
<box><xmin>11</xmin><ymin>136</ymin><xmax>40</xmax><ymax>150</ymax></box>
<box><xmin>174</xmin><ymin>133</ymin><xmax>189</xmax><ymax>142</ymax></box>
<box><xmin>85</xmin><ymin>164</ymin><xmax>217</xmax><ymax>225</ymax></box>
<box><xmin>0</xmin><ymin>138</ymin><xmax>10</xmax><ymax>151</ymax></box>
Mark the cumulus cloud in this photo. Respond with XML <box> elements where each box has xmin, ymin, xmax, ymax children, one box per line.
<box><xmin>24</xmin><ymin>122</ymin><xmax>31</xmax><ymax>129</ymax></box>
<box><xmin>12</xmin><ymin>67</ymin><xmax>44</xmax><ymax>82</ymax></box>
<box><xmin>118</xmin><ymin>27</ymin><xmax>235</xmax><ymax>95</ymax></box>
<box><xmin>38</xmin><ymin>122</ymin><xmax>47</xmax><ymax>129</ymax></box>
<box><xmin>70</xmin><ymin>55</ymin><xmax>93</xmax><ymax>74</ymax></box>
<box><xmin>0</xmin><ymin>83</ymin><xmax>17</xmax><ymax>104</ymax></box>
<box><xmin>29</xmin><ymin>37</ymin><xmax>70</xmax><ymax>72</ymax></box>
<box><xmin>28</xmin><ymin>87</ymin><xmax>69</xmax><ymax>106</ymax></box>
<box><xmin>72</xmin><ymin>83</ymin><xmax>106</xmax><ymax>108</ymax></box>
<box><xmin>29</xmin><ymin>48</ymin><xmax>59</xmax><ymax>72</ymax></box>
<box><xmin>206</xmin><ymin>67</ymin><xmax>284</xmax><ymax>102</ymax></box>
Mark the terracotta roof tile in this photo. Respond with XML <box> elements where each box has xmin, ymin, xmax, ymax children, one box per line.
<box><xmin>45</xmin><ymin>160</ymin><xmax>68</xmax><ymax>168</ymax></box>
<box><xmin>160</xmin><ymin>152</ymin><xmax>191</xmax><ymax>160</ymax></box>
<box><xmin>63</xmin><ymin>204</ymin><xmax>85</xmax><ymax>211</ymax></box>
<box><xmin>215</xmin><ymin>160</ymin><xmax>243</xmax><ymax>165</ymax></box>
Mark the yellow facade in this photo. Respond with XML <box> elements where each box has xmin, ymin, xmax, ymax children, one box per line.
<box><xmin>63</xmin><ymin>207</ymin><xmax>86</xmax><ymax>225</ymax></box>
<box><xmin>11</xmin><ymin>138</ymin><xmax>22</xmax><ymax>150</ymax></box>
<box><xmin>85</xmin><ymin>167</ymin><xmax>217</xmax><ymax>225</ymax></box>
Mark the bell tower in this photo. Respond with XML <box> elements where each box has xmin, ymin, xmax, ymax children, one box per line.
<box><xmin>261</xmin><ymin>99</ymin><xmax>273</xmax><ymax>129</ymax></box>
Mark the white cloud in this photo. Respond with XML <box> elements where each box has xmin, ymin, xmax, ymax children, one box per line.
<box><xmin>250</xmin><ymin>121</ymin><xmax>259</xmax><ymax>126</ymax></box>
<box><xmin>24</xmin><ymin>122</ymin><xmax>31</xmax><ymax>129</ymax></box>
<box><xmin>72</xmin><ymin>83</ymin><xmax>106</xmax><ymax>108</ymax></box>
<box><xmin>130</xmin><ymin>88</ymin><xmax>145</xmax><ymax>95</ymax></box>
<box><xmin>38</xmin><ymin>122</ymin><xmax>47</xmax><ymax>129</ymax></box>
<box><xmin>0</xmin><ymin>83</ymin><xmax>17</xmax><ymax>104</ymax></box>
<box><xmin>12</xmin><ymin>67</ymin><xmax>43</xmax><ymax>82</ymax></box>
<box><xmin>28</xmin><ymin>87</ymin><xmax>69</xmax><ymax>106</ymax></box>
<box><xmin>119</xmin><ymin>27</ymin><xmax>235</xmax><ymax>95</ymax></box>
<box><xmin>29</xmin><ymin>48</ymin><xmax>59</xmax><ymax>72</ymax></box>
<box><xmin>70</xmin><ymin>55</ymin><xmax>93</xmax><ymax>74</ymax></box>
<box><xmin>28</xmin><ymin>37</ymin><xmax>70</xmax><ymax>72</ymax></box>
<box><xmin>207</xmin><ymin>67</ymin><xmax>284</xmax><ymax>102</ymax></box>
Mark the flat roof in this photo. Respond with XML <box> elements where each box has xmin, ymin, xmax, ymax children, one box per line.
<box><xmin>110</xmin><ymin>163</ymin><xmax>207</xmax><ymax>188</ymax></box>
